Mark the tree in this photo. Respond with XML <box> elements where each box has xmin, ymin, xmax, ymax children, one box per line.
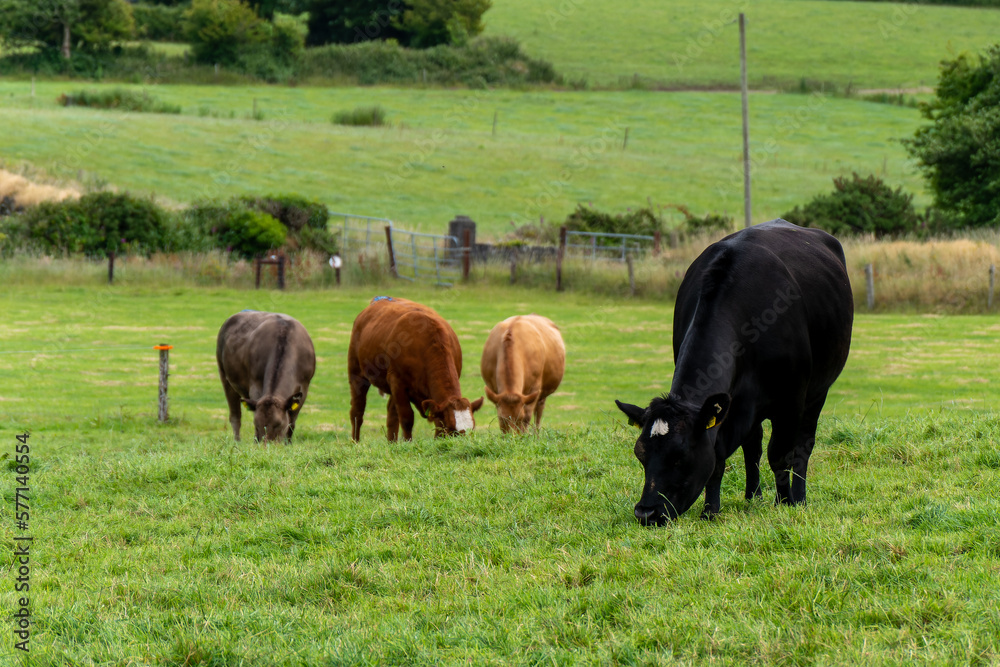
<box><xmin>305</xmin><ymin>0</ymin><xmax>406</xmax><ymax>46</ymax></box>
<box><xmin>0</xmin><ymin>0</ymin><xmax>133</xmax><ymax>59</ymax></box>
<box><xmin>396</xmin><ymin>0</ymin><xmax>491</xmax><ymax>48</ymax></box>
<box><xmin>184</xmin><ymin>0</ymin><xmax>269</xmax><ymax>66</ymax></box>
<box><xmin>304</xmin><ymin>0</ymin><xmax>490</xmax><ymax>47</ymax></box>
<box><xmin>903</xmin><ymin>45</ymin><xmax>1000</xmax><ymax>228</ymax></box>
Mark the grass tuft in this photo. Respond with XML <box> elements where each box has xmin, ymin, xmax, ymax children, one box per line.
<box><xmin>331</xmin><ymin>105</ymin><xmax>388</xmax><ymax>127</ymax></box>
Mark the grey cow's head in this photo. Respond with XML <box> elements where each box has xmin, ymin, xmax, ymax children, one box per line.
<box><xmin>615</xmin><ymin>393</ymin><xmax>730</xmax><ymax>525</ymax></box>
<box><xmin>244</xmin><ymin>393</ymin><xmax>303</xmax><ymax>442</ymax></box>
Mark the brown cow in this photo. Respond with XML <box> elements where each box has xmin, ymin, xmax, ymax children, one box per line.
<box><xmin>216</xmin><ymin>310</ymin><xmax>315</xmax><ymax>443</ymax></box>
<box><xmin>348</xmin><ymin>296</ymin><xmax>483</xmax><ymax>441</ymax></box>
<box><xmin>481</xmin><ymin>315</ymin><xmax>565</xmax><ymax>432</ymax></box>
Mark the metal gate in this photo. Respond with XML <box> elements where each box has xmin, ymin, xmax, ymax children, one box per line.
<box><xmin>565</xmin><ymin>231</ymin><xmax>656</xmax><ymax>262</ymax></box>
<box><xmin>387</xmin><ymin>228</ymin><xmax>462</xmax><ymax>287</ymax></box>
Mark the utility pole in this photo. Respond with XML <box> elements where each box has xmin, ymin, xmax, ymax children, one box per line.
<box><xmin>740</xmin><ymin>13</ymin><xmax>752</xmax><ymax>228</ymax></box>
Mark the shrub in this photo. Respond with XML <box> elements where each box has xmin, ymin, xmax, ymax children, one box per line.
<box><xmin>332</xmin><ymin>105</ymin><xmax>388</xmax><ymax>127</ymax></box>
<box><xmin>563</xmin><ymin>204</ymin><xmax>662</xmax><ymax>237</ymax></box>
<box><xmin>241</xmin><ymin>193</ymin><xmax>330</xmax><ymax>230</ymax></box>
<box><xmin>299</xmin><ymin>36</ymin><xmax>560</xmax><ymax>87</ymax></box>
<box><xmin>671</xmin><ymin>205</ymin><xmax>734</xmax><ymax>234</ymax></box>
<box><xmin>782</xmin><ymin>173</ymin><xmax>923</xmax><ymax>238</ymax></box>
<box><xmin>13</xmin><ymin>192</ymin><xmax>173</xmax><ymax>256</ymax></box>
<box><xmin>58</xmin><ymin>88</ymin><xmax>181</xmax><ymax>114</ymax></box>
<box><xmin>132</xmin><ymin>3</ymin><xmax>187</xmax><ymax>41</ymax></box>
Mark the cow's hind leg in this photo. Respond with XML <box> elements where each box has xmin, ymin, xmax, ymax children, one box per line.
<box><xmin>788</xmin><ymin>398</ymin><xmax>826</xmax><ymax>505</ymax></box>
<box><xmin>386</xmin><ymin>395</ymin><xmax>400</xmax><ymax>441</ymax></box>
<box><xmin>767</xmin><ymin>416</ymin><xmax>800</xmax><ymax>506</ymax></box>
<box><xmin>349</xmin><ymin>371</ymin><xmax>371</xmax><ymax>442</ymax></box>
<box><xmin>220</xmin><ymin>377</ymin><xmax>243</xmax><ymax>441</ymax></box>
<box><xmin>743</xmin><ymin>421</ymin><xmax>764</xmax><ymax>500</ymax></box>
<box><xmin>533</xmin><ymin>396</ymin><xmax>547</xmax><ymax>430</ymax></box>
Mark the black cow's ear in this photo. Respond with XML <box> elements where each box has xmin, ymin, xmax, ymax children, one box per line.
<box><xmin>243</xmin><ymin>399</ymin><xmax>258</xmax><ymax>412</ymax></box>
<box><xmin>698</xmin><ymin>394</ymin><xmax>731</xmax><ymax>430</ymax></box>
<box><xmin>615</xmin><ymin>400</ymin><xmax>646</xmax><ymax>427</ymax></box>
<box><xmin>285</xmin><ymin>393</ymin><xmax>303</xmax><ymax>412</ymax></box>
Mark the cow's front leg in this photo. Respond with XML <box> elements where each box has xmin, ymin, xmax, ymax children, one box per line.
<box><xmin>386</xmin><ymin>395</ymin><xmax>400</xmax><ymax>441</ymax></box>
<box><xmin>386</xmin><ymin>374</ymin><xmax>416</xmax><ymax>440</ymax></box>
<box><xmin>768</xmin><ymin>417</ymin><xmax>800</xmax><ymax>505</ymax></box>
<box><xmin>701</xmin><ymin>460</ymin><xmax>727</xmax><ymax>519</ymax></box>
<box><xmin>742</xmin><ymin>422</ymin><xmax>764</xmax><ymax>500</ymax></box>
<box><xmin>221</xmin><ymin>380</ymin><xmax>243</xmax><ymax>441</ymax></box>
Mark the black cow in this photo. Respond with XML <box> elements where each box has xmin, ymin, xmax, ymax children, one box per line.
<box><xmin>216</xmin><ymin>310</ymin><xmax>316</xmax><ymax>443</ymax></box>
<box><xmin>616</xmin><ymin>220</ymin><xmax>854</xmax><ymax>524</ymax></box>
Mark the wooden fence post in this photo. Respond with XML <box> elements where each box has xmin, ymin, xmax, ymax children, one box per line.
<box><xmin>510</xmin><ymin>251</ymin><xmax>517</xmax><ymax>285</ymax></box>
<box><xmin>385</xmin><ymin>226</ymin><xmax>398</xmax><ymax>278</ymax></box>
<box><xmin>990</xmin><ymin>264</ymin><xmax>996</xmax><ymax>311</ymax></box>
<box><xmin>154</xmin><ymin>344</ymin><xmax>173</xmax><ymax>422</ymax></box>
<box><xmin>622</xmin><ymin>127</ymin><xmax>630</xmax><ymax>151</ymax></box>
<box><xmin>556</xmin><ymin>226</ymin><xmax>567</xmax><ymax>292</ymax></box>
<box><xmin>865</xmin><ymin>263</ymin><xmax>874</xmax><ymax>310</ymax></box>
<box><xmin>277</xmin><ymin>256</ymin><xmax>285</xmax><ymax>290</ymax></box>
<box><xmin>255</xmin><ymin>257</ymin><xmax>262</xmax><ymax>289</ymax></box>
<box><xmin>627</xmin><ymin>254</ymin><xmax>636</xmax><ymax>296</ymax></box>
<box><xmin>462</xmin><ymin>229</ymin><xmax>472</xmax><ymax>281</ymax></box>
<box><xmin>108</xmin><ymin>251</ymin><xmax>115</xmax><ymax>284</ymax></box>
<box><xmin>653</xmin><ymin>230</ymin><xmax>661</xmax><ymax>257</ymax></box>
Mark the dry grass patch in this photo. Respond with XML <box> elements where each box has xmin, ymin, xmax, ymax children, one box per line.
<box><xmin>0</xmin><ymin>168</ymin><xmax>80</xmax><ymax>206</ymax></box>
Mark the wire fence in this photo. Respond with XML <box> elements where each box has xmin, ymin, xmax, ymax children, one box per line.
<box><xmin>387</xmin><ymin>228</ymin><xmax>463</xmax><ymax>287</ymax></box>
<box><xmin>331</xmin><ymin>211</ymin><xmax>393</xmax><ymax>254</ymax></box>
<box><xmin>565</xmin><ymin>231</ymin><xmax>657</xmax><ymax>262</ymax></box>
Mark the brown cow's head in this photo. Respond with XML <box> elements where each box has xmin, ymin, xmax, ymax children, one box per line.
<box><xmin>421</xmin><ymin>397</ymin><xmax>484</xmax><ymax>437</ymax></box>
<box><xmin>244</xmin><ymin>393</ymin><xmax>303</xmax><ymax>442</ymax></box>
<box><xmin>484</xmin><ymin>386</ymin><xmax>541</xmax><ymax>433</ymax></box>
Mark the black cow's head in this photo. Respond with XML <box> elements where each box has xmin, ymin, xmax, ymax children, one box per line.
<box><xmin>615</xmin><ymin>393</ymin><xmax>730</xmax><ymax>525</ymax></box>
<box><xmin>421</xmin><ymin>396</ymin><xmax>485</xmax><ymax>437</ymax></box>
<box><xmin>245</xmin><ymin>393</ymin><xmax>303</xmax><ymax>442</ymax></box>
<box><xmin>484</xmin><ymin>386</ymin><xmax>541</xmax><ymax>433</ymax></box>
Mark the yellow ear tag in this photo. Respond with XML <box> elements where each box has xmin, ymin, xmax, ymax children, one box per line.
<box><xmin>291</xmin><ymin>403</ymin><xmax>300</xmax><ymax>411</ymax></box>
<box><xmin>706</xmin><ymin>416</ymin><xmax>716</xmax><ymax>430</ymax></box>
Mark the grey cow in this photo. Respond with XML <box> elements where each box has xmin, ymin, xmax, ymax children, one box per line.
<box><xmin>216</xmin><ymin>310</ymin><xmax>316</xmax><ymax>442</ymax></box>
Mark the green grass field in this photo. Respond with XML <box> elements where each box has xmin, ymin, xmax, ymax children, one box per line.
<box><xmin>0</xmin><ymin>81</ymin><xmax>928</xmax><ymax>235</ymax></box>
<box><xmin>484</xmin><ymin>0</ymin><xmax>1000</xmax><ymax>89</ymax></box>
<box><xmin>2</xmin><ymin>283</ymin><xmax>1000</xmax><ymax>664</ymax></box>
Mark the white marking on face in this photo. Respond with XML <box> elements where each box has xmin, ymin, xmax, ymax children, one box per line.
<box><xmin>454</xmin><ymin>409</ymin><xmax>474</xmax><ymax>432</ymax></box>
<box><xmin>650</xmin><ymin>419</ymin><xmax>669</xmax><ymax>437</ymax></box>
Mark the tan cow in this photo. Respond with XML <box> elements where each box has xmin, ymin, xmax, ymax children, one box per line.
<box><xmin>348</xmin><ymin>296</ymin><xmax>483</xmax><ymax>441</ymax></box>
<box><xmin>480</xmin><ymin>315</ymin><xmax>565</xmax><ymax>432</ymax></box>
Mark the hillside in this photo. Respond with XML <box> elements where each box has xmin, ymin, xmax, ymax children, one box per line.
<box><xmin>483</xmin><ymin>0</ymin><xmax>999</xmax><ymax>89</ymax></box>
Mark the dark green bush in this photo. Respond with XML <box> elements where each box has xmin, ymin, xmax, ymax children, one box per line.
<box><xmin>58</xmin><ymin>88</ymin><xmax>181</xmax><ymax>114</ymax></box>
<box><xmin>563</xmin><ymin>204</ymin><xmax>662</xmax><ymax>238</ymax></box>
<box><xmin>185</xmin><ymin>201</ymin><xmax>286</xmax><ymax>259</ymax></box>
<box><xmin>782</xmin><ymin>173</ymin><xmax>924</xmax><ymax>238</ymax></box>
<box><xmin>13</xmin><ymin>192</ymin><xmax>173</xmax><ymax>256</ymax></box>
<box><xmin>132</xmin><ymin>3</ymin><xmax>187</xmax><ymax>41</ymax></box>
<box><xmin>299</xmin><ymin>36</ymin><xmax>560</xmax><ymax>86</ymax></box>
<box><xmin>671</xmin><ymin>205</ymin><xmax>734</xmax><ymax>234</ymax></box>
<box><xmin>240</xmin><ymin>193</ymin><xmax>330</xmax><ymax>231</ymax></box>
<box><xmin>332</xmin><ymin>105</ymin><xmax>388</xmax><ymax>127</ymax></box>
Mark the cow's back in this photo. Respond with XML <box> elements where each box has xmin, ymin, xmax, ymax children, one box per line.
<box><xmin>349</xmin><ymin>297</ymin><xmax>462</xmax><ymax>393</ymax></box>
<box><xmin>673</xmin><ymin>220</ymin><xmax>853</xmax><ymax>404</ymax></box>
<box><xmin>217</xmin><ymin>310</ymin><xmax>315</xmax><ymax>397</ymax></box>
<box><xmin>482</xmin><ymin>315</ymin><xmax>565</xmax><ymax>395</ymax></box>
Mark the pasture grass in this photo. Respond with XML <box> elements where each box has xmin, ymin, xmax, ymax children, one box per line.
<box><xmin>2</xmin><ymin>284</ymin><xmax>1000</xmax><ymax>663</ymax></box>
<box><xmin>484</xmin><ymin>0</ymin><xmax>1000</xmax><ymax>89</ymax></box>
<box><xmin>0</xmin><ymin>81</ymin><xmax>927</xmax><ymax>234</ymax></box>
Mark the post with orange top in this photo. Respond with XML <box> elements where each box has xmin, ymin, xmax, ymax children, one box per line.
<box><xmin>154</xmin><ymin>344</ymin><xmax>173</xmax><ymax>422</ymax></box>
